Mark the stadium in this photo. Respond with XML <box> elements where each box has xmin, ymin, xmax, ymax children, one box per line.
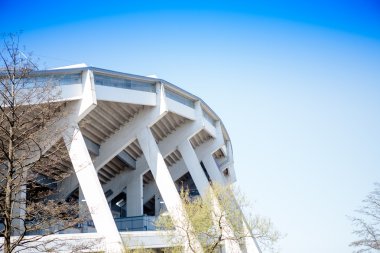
<box><xmin>3</xmin><ymin>64</ymin><xmax>261</xmax><ymax>253</ymax></box>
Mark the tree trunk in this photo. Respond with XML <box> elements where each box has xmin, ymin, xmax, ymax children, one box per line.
<box><xmin>4</xmin><ymin>125</ymin><xmax>14</xmax><ymax>253</ymax></box>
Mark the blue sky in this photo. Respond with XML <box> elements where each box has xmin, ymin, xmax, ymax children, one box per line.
<box><xmin>1</xmin><ymin>1</ymin><xmax>380</xmax><ymax>252</ymax></box>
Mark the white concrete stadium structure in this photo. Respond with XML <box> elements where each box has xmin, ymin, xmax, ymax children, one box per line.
<box><xmin>23</xmin><ymin>64</ymin><xmax>262</xmax><ymax>253</ymax></box>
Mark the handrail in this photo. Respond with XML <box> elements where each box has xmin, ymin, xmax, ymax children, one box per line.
<box><xmin>114</xmin><ymin>215</ymin><xmax>156</xmax><ymax>231</ymax></box>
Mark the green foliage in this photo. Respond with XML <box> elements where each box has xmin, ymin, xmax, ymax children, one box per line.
<box><xmin>156</xmin><ymin>183</ymin><xmax>280</xmax><ymax>253</ymax></box>
<box><xmin>124</xmin><ymin>248</ymin><xmax>156</xmax><ymax>253</ymax></box>
<box><xmin>123</xmin><ymin>246</ymin><xmax>182</xmax><ymax>253</ymax></box>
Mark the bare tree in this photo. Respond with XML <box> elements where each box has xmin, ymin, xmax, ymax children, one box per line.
<box><xmin>0</xmin><ymin>33</ymin><xmax>81</xmax><ymax>253</ymax></box>
<box><xmin>156</xmin><ymin>183</ymin><xmax>280</xmax><ymax>253</ymax></box>
<box><xmin>350</xmin><ymin>183</ymin><xmax>380</xmax><ymax>253</ymax></box>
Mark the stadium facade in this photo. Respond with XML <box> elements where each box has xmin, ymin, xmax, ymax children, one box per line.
<box><xmin>18</xmin><ymin>64</ymin><xmax>261</xmax><ymax>253</ymax></box>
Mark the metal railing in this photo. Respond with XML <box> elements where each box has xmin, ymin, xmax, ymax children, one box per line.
<box><xmin>94</xmin><ymin>74</ymin><xmax>155</xmax><ymax>93</ymax></box>
<box><xmin>10</xmin><ymin>215</ymin><xmax>157</xmax><ymax>236</ymax></box>
<box><xmin>24</xmin><ymin>73</ymin><xmax>82</xmax><ymax>87</ymax></box>
<box><xmin>114</xmin><ymin>215</ymin><xmax>156</xmax><ymax>231</ymax></box>
<box><xmin>165</xmin><ymin>89</ymin><xmax>195</xmax><ymax>108</ymax></box>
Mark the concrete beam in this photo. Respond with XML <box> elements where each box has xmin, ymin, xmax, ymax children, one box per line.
<box><xmin>64</xmin><ymin>124</ymin><xmax>123</xmax><ymax>253</ymax></box>
<box><xmin>179</xmin><ymin>140</ymin><xmax>242</xmax><ymax>253</ymax></box>
<box><xmin>93</xmin><ymin>83</ymin><xmax>167</xmax><ymax>171</ymax></box>
<box><xmin>137</xmin><ymin>127</ymin><xmax>203</xmax><ymax>253</ymax></box>
<box><xmin>117</xmin><ymin>151</ymin><xmax>136</xmax><ymax>169</ymax></box>
<box><xmin>78</xmin><ymin>70</ymin><xmax>97</xmax><ymax>121</ymax></box>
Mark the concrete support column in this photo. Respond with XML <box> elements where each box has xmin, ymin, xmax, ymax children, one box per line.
<box><xmin>243</xmin><ymin>218</ymin><xmax>261</xmax><ymax>253</ymax></box>
<box><xmin>155</xmin><ymin>193</ymin><xmax>162</xmax><ymax>216</ymax></box>
<box><xmin>202</xmin><ymin>153</ymin><xmax>260</xmax><ymax>253</ymax></box>
<box><xmin>58</xmin><ymin>174</ymin><xmax>79</xmax><ymax>201</ymax></box>
<box><xmin>12</xmin><ymin>184</ymin><xmax>26</xmax><ymax>236</ymax></box>
<box><xmin>78</xmin><ymin>187</ymin><xmax>89</xmax><ymax>233</ymax></box>
<box><xmin>137</xmin><ymin>127</ymin><xmax>203</xmax><ymax>253</ymax></box>
<box><xmin>78</xmin><ymin>70</ymin><xmax>97</xmax><ymax>121</ymax></box>
<box><xmin>122</xmin><ymin>188</ymin><xmax>128</xmax><ymax>217</ymax></box>
<box><xmin>126</xmin><ymin>174</ymin><xmax>143</xmax><ymax>217</ymax></box>
<box><xmin>178</xmin><ymin>140</ymin><xmax>242</xmax><ymax>253</ymax></box>
<box><xmin>225</xmin><ymin>140</ymin><xmax>237</xmax><ymax>183</ymax></box>
<box><xmin>64</xmin><ymin>125</ymin><xmax>123</xmax><ymax>253</ymax></box>
<box><xmin>178</xmin><ymin>141</ymin><xmax>210</xmax><ymax>196</ymax></box>
<box><xmin>201</xmin><ymin>155</ymin><xmax>225</xmax><ymax>185</ymax></box>
<box><xmin>203</xmin><ymin>154</ymin><xmax>260</xmax><ymax>253</ymax></box>
<box><xmin>137</xmin><ymin>127</ymin><xmax>183</xmax><ymax>217</ymax></box>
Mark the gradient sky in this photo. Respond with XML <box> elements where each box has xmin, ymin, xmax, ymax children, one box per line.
<box><xmin>1</xmin><ymin>1</ymin><xmax>380</xmax><ymax>252</ymax></box>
